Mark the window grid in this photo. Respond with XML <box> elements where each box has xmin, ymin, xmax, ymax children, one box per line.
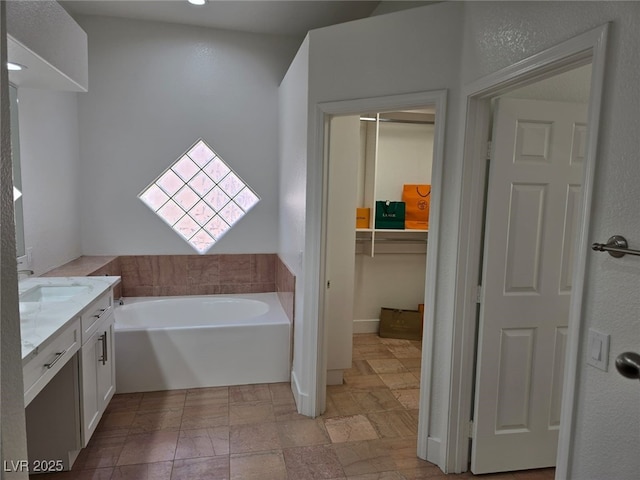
<box><xmin>139</xmin><ymin>139</ymin><xmax>260</xmax><ymax>253</ymax></box>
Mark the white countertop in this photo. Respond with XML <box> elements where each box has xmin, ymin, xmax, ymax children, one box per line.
<box><xmin>19</xmin><ymin>276</ymin><xmax>121</xmax><ymax>362</ymax></box>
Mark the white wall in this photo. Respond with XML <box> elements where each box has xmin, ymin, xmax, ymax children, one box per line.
<box><xmin>354</xmin><ymin>254</ymin><xmax>426</xmax><ymax>320</ymax></box>
<box><xmin>354</xmin><ymin>121</ymin><xmax>433</xmax><ymax>321</ymax></box>
<box><xmin>76</xmin><ymin>16</ymin><xmax>299</xmax><ymax>255</ymax></box>
<box><xmin>278</xmin><ymin>36</ymin><xmax>310</xmax><ymax>405</ymax></box>
<box><xmin>307</xmin><ymin>5</ymin><xmax>464</xmax><ymax>435</ymax></box>
<box><xmin>283</xmin><ymin>1</ymin><xmax>464</xmax><ymax>418</ymax></box>
<box><xmin>286</xmin><ymin>2</ymin><xmax>640</xmax><ymax>477</ymax></box>
<box><xmin>460</xmin><ymin>3</ymin><xmax>640</xmax><ymax>479</ymax></box>
<box><xmin>18</xmin><ymin>88</ymin><xmax>82</xmax><ymax>275</ymax></box>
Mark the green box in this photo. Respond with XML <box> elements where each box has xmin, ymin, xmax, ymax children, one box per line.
<box><xmin>379</xmin><ymin>307</ymin><xmax>423</xmax><ymax>341</ymax></box>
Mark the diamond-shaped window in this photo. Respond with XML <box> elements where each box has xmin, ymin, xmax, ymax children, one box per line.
<box><xmin>139</xmin><ymin>139</ymin><xmax>260</xmax><ymax>253</ymax></box>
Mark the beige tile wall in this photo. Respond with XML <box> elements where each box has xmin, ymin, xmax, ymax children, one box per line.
<box><xmin>275</xmin><ymin>257</ymin><xmax>295</xmax><ymax>324</ymax></box>
<box><xmin>43</xmin><ymin>254</ymin><xmax>294</xmax><ymax>322</ymax></box>
<box><xmin>119</xmin><ymin>254</ymin><xmax>277</xmax><ymax>297</ymax></box>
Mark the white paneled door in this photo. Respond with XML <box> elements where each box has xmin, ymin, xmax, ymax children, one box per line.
<box><xmin>471</xmin><ymin>98</ymin><xmax>587</xmax><ymax>474</ymax></box>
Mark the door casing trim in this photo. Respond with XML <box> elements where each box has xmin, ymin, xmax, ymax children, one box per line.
<box><xmin>313</xmin><ymin>89</ymin><xmax>448</xmax><ymax>460</ymax></box>
<box><xmin>448</xmin><ymin>23</ymin><xmax>609</xmax><ymax>475</ymax></box>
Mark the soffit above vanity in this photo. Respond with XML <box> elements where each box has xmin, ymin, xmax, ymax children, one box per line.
<box><xmin>7</xmin><ymin>0</ymin><xmax>88</xmax><ymax>91</ymax></box>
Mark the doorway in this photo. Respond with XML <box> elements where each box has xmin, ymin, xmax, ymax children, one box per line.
<box><xmin>448</xmin><ymin>24</ymin><xmax>608</xmax><ymax>476</ymax></box>
<box><xmin>324</xmin><ymin>107</ymin><xmax>435</xmax><ymax>398</ymax></box>
<box><xmin>471</xmin><ymin>67</ymin><xmax>591</xmax><ymax>474</ymax></box>
<box><xmin>315</xmin><ymin>90</ymin><xmax>447</xmax><ymax>460</ymax></box>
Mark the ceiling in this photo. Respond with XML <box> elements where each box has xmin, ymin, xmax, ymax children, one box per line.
<box><xmin>60</xmin><ymin>0</ymin><xmax>384</xmax><ymax>37</ymax></box>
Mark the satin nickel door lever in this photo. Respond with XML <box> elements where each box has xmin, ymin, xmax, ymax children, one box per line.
<box><xmin>615</xmin><ymin>352</ymin><xmax>640</xmax><ymax>380</ymax></box>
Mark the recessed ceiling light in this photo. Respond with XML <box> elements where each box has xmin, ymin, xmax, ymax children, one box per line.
<box><xmin>188</xmin><ymin>0</ymin><xmax>207</xmax><ymax>5</ymax></box>
<box><xmin>7</xmin><ymin>62</ymin><xmax>26</xmax><ymax>71</ymax></box>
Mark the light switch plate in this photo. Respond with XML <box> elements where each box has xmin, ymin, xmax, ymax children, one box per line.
<box><xmin>587</xmin><ymin>329</ymin><xmax>609</xmax><ymax>371</ymax></box>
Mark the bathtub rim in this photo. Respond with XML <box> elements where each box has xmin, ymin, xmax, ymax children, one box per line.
<box><xmin>114</xmin><ymin>292</ymin><xmax>290</xmax><ymax>331</ymax></box>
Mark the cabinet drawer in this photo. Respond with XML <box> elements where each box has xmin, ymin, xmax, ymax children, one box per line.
<box><xmin>24</xmin><ymin>318</ymin><xmax>81</xmax><ymax>406</ymax></box>
<box><xmin>81</xmin><ymin>290</ymin><xmax>112</xmax><ymax>344</ymax></box>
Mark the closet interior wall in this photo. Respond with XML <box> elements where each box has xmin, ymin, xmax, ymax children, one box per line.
<box><xmin>353</xmin><ymin>113</ymin><xmax>434</xmax><ymax>332</ymax></box>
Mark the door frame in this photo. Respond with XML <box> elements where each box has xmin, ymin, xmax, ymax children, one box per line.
<box><xmin>447</xmin><ymin>24</ymin><xmax>609</xmax><ymax>475</ymax></box>
<box><xmin>314</xmin><ymin>89</ymin><xmax>447</xmax><ymax>459</ymax></box>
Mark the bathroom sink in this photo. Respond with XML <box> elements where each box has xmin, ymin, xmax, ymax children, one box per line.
<box><xmin>20</xmin><ymin>285</ymin><xmax>91</xmax><ymax>303</ymax></box>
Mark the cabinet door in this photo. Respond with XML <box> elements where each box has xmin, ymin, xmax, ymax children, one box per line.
<box><xmin>81</xmin><ymin>329</ymin><xmax>101</xmax><ymax>445</ymax></box>
<box><xmin>96</xmin><ymin>314</ymin><xmax>116</xmax><ymax>410</ymax></box>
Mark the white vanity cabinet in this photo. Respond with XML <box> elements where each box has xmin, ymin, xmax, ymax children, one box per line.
<box><xmin>79</xmin><ymin>290</ymin><xmax>116</xmax><ymax>446</ymax></box>
<box><xmin>20</xmin><ymin>276</ymin><xmax>120</xmax><ymax>470</ymax></box>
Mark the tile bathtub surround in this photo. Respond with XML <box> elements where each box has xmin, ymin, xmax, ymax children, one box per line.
<box><xmin>118</xmin><ymin>254</ymin><xmax>277</xmax><ymax>297</ymax></box>
<box><xmin>32</xmin><ymin>334</ymin><xmax>555</xmax><ymax>480</ymax></box>
<box><xmin>275</xmin><ymin>256</ymin><xmax>295</xmax><ymax>323</ymax></box>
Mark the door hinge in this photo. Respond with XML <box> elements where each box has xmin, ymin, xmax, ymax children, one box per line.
<box><xmin>486</xmin><ymin>140</ymin><xmax>492</xmax><ymax>159</ymax></box>
<box><xmin>327</xmin><ymin>280</ymin><xmax>331</xmax><ymax>289</ymax></box>
<box><xmin>468</xmin><ymin>420</ymin><xmax>474</xmax><ymax>438</ymax></box>
<box><xmin>476</xmin><ymin>285</ymin><xmax>483</xmax><ymax>304</ymax></box>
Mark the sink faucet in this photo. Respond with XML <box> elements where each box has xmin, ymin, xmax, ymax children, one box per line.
<box><xmin>18</xmin><ymin>269</ymin><xmax>34</xmax><ymax>279</ymax></box>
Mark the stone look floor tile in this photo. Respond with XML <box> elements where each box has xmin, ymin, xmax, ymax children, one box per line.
<box><xmin>110</xmin><ymin>461</ymin><xmax>173</xmax><ymax>480</ymax></box>
<box><xmin>229</xmin><ymin>422</ymin><xmax>281</xmax><ymax>454</ymax></box>
<box><xmin>181</xmin><ymin>403</ymin><xmax>229</xmax><ymax>429</ymax></box>
<box><xmin>330</xmin><ymin>391</ymin><xmax>363</xmax><ymax>416</ymax></box>
<box><xmin>277</xmin><ymin>418</ymin><xmax>331</xmax><ymax>448</ymax></box>
<box><xmin>344</xmin><ymin>375</ymin><xmax>387</xmax><ymax>390</ymax></box>
<box><xmin>366</xmin><ymin>411</ymin><xmax>418</xmax><ymax>439</ymax></box>
<box><xmin>367</xmin><ymin>358</ymin><xmax>408</xmax><ymax>374</ymax></box>
<box><xmin>130</xmin><ymin>407</ymin><xmax>183</xmax><ymax>433</ymax></box>
<box><xmin>116</xmin><ymin>431</ymin><xmax>179</xmax><ymax>466</ymax></box>
<box><xmin>385</xmin><ymin>345</ymin><xmax>422</xmax><ymax>359</ymax></box>
<box><xmin>391</xmin><ymin>389</ymin><xmax>421</xmax><ymax>410</ymax></box>
<box><xmin>352</xmin><ymin>333</ymin><xmax>381</xmax><ymax>345</ymax></box>
<box><xmin>36</xmin><ymin>468</ymin><xmax>115</xmax><ymax>480</ymax></box>
<box><xmin>379</xmin><ymin>338</ymin><xmax>413</xmax><ymax>347</ymax></box>
<box><xmin>273</xmin><ymin>402</ymin><xmax>308</xmax><ymax>422</ymax></box>
<box><xmin>93</xmin><ymin>411</ymin><xmax>135</xmax><ymax>437</ymax></box>
<box><xmin>352</xmin><ymin>390</ymin><xmax>403</xmax><ymax>413</ymax></box>
<box><xmin>185</xmin><ymin>387</ymin><xmax>229</xmax><ymax>407</ymax></box>
<box><xmin>230</xmin><ymin>450</ymin><xmax>287</xmax><ymax>480</ymax></box>
<box><xmin>344</xmin><ymin>360</ymin><xmax>377</xmax><ymax>377</ymax></box>
<box><xmin>46</xmin><ymin>333</ymin><xmax>555</xmax><ymax>480</ymax></box>
<box><xmin>283</xmin><ymin>444</ymin><xmax>345</xmax><ymax>479</ymax></box>
<box><xmin>399</xmin><ymin>358</ymin><xmax>422</xmax><ymax>370</ymax></box>
<box><xmin>171</xmin><ymin>456</ymin><xmax>230</xmax><ymax>480</ymax></box>
<box><xmin>175</xmin><ymin>427</ymin><xmax>230</xmax><ymax>459</ymax></box>
<box><xmin>229</xmin><ymin>402</ymin><xmax>275</xmax><ymax>425</ymax></box>
<box><xmin>229</xmin><ymin>384</ymin><xmax>271</xmax><ymax>404</ymax></box>
<box><xmin>346</xmin><ymin>472</ymin><xmax>407</xmax><ymax>480</ymax></box>
<box><xmin>105</xmin><ymin>393</ymin><xmax>143</xmax><ymax>413</ymax></box>
<box><xmin>325</xmin><ymin>415</ymin><xmax>380</xmax><ymax>444</ymax></box>
<box><xmin>379</xmin><ymin>372</ymin><xmax>420</xmax><ymax>390</ymax></box>
<box><xmin>72</xmin><ymin>442</ymin><xmax>124</xmax><ymax>470</ymax></box>
<box><xmin>353</xmin><ymin>344</ymin><xmax>395</xmax><ymax>359</ymax></box>
<box><xmin>138</xmin><ymin>390</ymin><xmax>187</xmax><ymax>411</ymax></box>
<box><xmin>269</xmin><ymin>382</ymin><xmax>296</xmax><ymax>405</ymax></box>
<box><xmin>333</xmin><ymin>439</ymin><xmax>397</xmax><ymax>476</ymax></box>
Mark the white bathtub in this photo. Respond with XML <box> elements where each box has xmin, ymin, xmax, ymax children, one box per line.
<box><xmin>114</xmin><ymin>293</ymin><xmax>291</xmax><ymax>393</ymax></box>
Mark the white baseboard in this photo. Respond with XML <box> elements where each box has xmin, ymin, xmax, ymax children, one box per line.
<box><xmin>291</xmin><ymin>370</ymin><xmax>311</xmax><ymax>416</ymax></box>
<box><xmin>353</xmin><ymin>318</ymin><xmax>379</xmax><ymax>334</ymax></box>
<box><xmin>326</xmin><ymin>369</ymin><xmax>344</xmax><ymax>385</ymax></box>
<box><xmin>427</xmin><ymin>436</ymin><xmax>441</xmax><ymax>467</ymax></box>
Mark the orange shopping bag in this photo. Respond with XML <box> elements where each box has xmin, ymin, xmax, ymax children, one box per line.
<box><xmin>402</xmin><ymin>184</ymin><xmax>430</xmax><ymax>230</ymax></box>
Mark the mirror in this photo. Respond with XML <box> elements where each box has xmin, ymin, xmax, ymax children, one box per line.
<box><xmin>9</xmin><ymin>84</ymin><xmax>25</xmax><ymax>258</ymax></box>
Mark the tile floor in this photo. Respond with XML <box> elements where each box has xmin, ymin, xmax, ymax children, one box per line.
<box><xmin>32</xmin><ymin>334</ymin><xmax>555</xmax><ymax>479</ymax></box>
